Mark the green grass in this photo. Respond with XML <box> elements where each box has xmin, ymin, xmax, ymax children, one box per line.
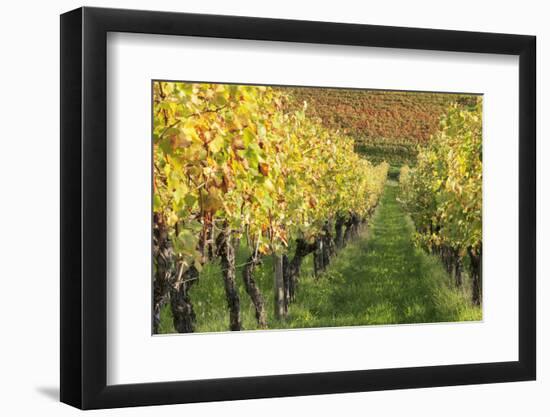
<box><xmin>159</xmin><ymin>182</ymin><xmax>481</xmax><ymax>334</ymax></box>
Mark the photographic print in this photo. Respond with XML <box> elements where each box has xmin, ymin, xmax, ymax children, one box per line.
<box><xmin>152</xmin><ymin>81</ymin><xmax>482</xmax><ymax>334</ymax></box>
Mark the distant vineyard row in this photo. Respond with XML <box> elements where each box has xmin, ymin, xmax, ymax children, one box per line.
<box><xmin>354</xmin><ymin>140</ymin><xmax>418</xmax><ymax>166</ymax></box>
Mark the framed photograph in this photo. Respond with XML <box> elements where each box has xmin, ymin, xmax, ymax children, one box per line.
<box><xmin>60</xmin><ymin>6</ymin><xmax>536</xmax><ymax>409</ymax></box>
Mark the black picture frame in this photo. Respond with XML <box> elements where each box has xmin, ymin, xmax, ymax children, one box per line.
<box><xmin>60</xmin><ymin>6</ymin><xmax>536</xmax><ymax>410</ymax></box>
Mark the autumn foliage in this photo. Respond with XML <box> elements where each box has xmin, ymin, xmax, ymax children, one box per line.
<box><xmin>152</xmin><ymin>81</ymin><xmax>388</xmax><ymax>332</ymax></box>
<box><xmin>399</xmin><ymin>100</ymin><xmax>482</xmax><ymax>304</ymax></box>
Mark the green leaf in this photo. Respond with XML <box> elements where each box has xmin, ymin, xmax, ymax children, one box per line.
<box><xmin>178</xmin><ymin>229</ymin><xmax>198</xmax><ymax>252</ymax></box>
<box><xmin>184</xmin><ymin>194</ymin><xmax>197</xmax><ymax>208</ymax></box>
<box><xmin>153</xmin><ymin>194</ymin><xmax>162</xmax><ymax>211</ymax></box>
<box><xmin>158</xmin><ymin>137</ymin><xmax>173</xmax><ymax>156</ymax></box>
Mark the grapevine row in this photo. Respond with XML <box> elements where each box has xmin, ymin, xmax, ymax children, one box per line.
<box><xmin>153</xmin><ymin>82</ymin><xmax>388</xmax><ymax>332</ymax></box>
<box><xmin>398</xmin><ymin>99</ymin><xmax>482</xmax><ymax>304</ymax></box>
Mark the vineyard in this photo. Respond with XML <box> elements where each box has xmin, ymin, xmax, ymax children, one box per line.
<box><xmin>152</xmin><ymin>81</ymin><xmax>482</xmax><ymax>334</ymax></box>
<box><xmin>286</xmin><ymin>87</ymin><xmax>478</xmax><ymax>166</ymax></box>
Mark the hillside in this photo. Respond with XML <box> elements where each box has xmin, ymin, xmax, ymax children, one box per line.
<box><xmin>282</xmin><ymin>87</ymin><xmax>478</xmax><ymax>165</ymax></box>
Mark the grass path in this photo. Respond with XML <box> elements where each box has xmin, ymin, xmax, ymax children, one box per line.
<box><xmin>159</xmin><ymin>182</ymin><xmax>480</xmax><ymax>333</ymax></box>
<box><xmin>287</xmin><ymin>182</ymin><xmax>481</xmax><ymax>328</ymax></box>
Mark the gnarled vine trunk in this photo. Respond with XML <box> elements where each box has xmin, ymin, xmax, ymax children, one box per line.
<box><xmin>282</xmin><ymin>255</ymin><xmax>291</xmax><ymax>313</ymax></box>
<box><xmin>152</xmin><ymin>213</ymin><xmax>175</xmax><ymax>334</ymax></box>
<box><xmin>335</xmin><ymin>215</ymin><xmax>346</xmax><ymax>250</ymax></box>
<box><xmin>451</xmin><ymin>248</ymin><xmax>463</xmax><ymax>288</ymax></box>
<box><xmin>273</xmin><ymin>254</ymin><xmax>285</xmax><ymax>319</ymax></box>
<box><xmin>322</xmin><ymin>220</ymin><xmax>336</xmax><ymax>267</ymax></box>
<box><xmin>440</xmin><ymin>246</ymin><xmax>454</xmax><ymax>281</ymax></box>
<box><xmin>242</xmin><ymin>255</ymin><xmax>267</xmax><ymax>328</ymax></box>
<box><xmin>343</xmin><ymin>214</ymin><xmax>356</xmax><ymax>245</ymax></box>
<box><xmin>285</xmin><ymin>238</ymin><xmax>316</xmax><ymax>302</ymax></box>
<box><xmin>170</xmin><ymin>265</ymin><xmax>199</xmax><ymax>333</ymax></box>
<box><xmin>313</xmin><ymin>237</ymin><xmax>325</xmax><ymax>277</ymax></box>
<box><xmin>468</xmin><ymin>247</ymin><xmax>482</xmax><ymax>306</ymax></box>
<box><xmin>351</xmin><ymin>213</ymin><xmax>361</xmax><ymax>238</ymax></box>
<box><xmin>216</xmin><ymin>228</ymin><xmax>241</xmax><ymax>331</ymax></box>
